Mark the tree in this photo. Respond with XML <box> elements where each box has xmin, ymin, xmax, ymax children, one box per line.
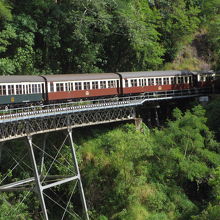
<box><xmin>152</xmin><ymin>0</ymin><xmax>201</xmax><ymax>61</ymax></box>
<box><xmin>0</xmin><ymin>0</ymin><xmax>12</xmax><ymax>21</ymax></box>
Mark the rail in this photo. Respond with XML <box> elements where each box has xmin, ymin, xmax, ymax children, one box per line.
<box><xmin>0</xmin><ymin>88</ymin><xmax>211</xmax><ymax>123</ymax></box>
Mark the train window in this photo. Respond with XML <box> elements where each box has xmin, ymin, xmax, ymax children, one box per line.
<box><xmin>50</xmin><ymin>83</ymin><xmax>54</xmax><ymax>92</ymax></box>
<box><xmin>163</xmin><ymin>78</ymin><xmax>169</xmax><ymax>85</ymax></box>
<box><xmin>92</xmin><ymin>81</ymin><xmax>98</xmax><ymax>89</ymax></box>
<box><xmin>28</xmin><ymin>85</ymin><xmax>31</xmax><ymax>94</ymax></box>
<box><xmin>108</xmin><ymin>80</ymin><xmax>116</xmax><ymax>88</ymax></box>
<box><xmin>139</xmin><ymin>79</ymin><xmax>142</xmax><ymax>86</ymax></box>
<box><xmin>2</xmin><ymin>85</ymin><xmax>6</xmax><ymax>95</ymax></box>
<box><xmin>16</xmin><ymin>85</ymin><xmax>22</xmax><ymax>94</ymax></box>
<box><xmin>22</xmin><ymin>85</ymin><xmax>25</xmax><ymax>94</ymax></box>
<box><xmin>189</xmin><ymin>76</ymin><xmax>192</xmax><ymax>84</ymax></box>
<box><xmin>25</xmin><ymin>85</ymin><xmax>28</xmax><ymax>94</ymax></box>
<box><xmin>70</xmin><ymin>83</ymin><xmax>74</xmax><ymax>91</ymax></box>
<box><xmin>131</xmin><ymin>79</ymin><xmax>137</xmax><ymax>87</ymax></box>
<box><xmin>178</xmin><ymin>77</ymin><xmax>184</xmax><ymax>84</ymax></box>
<box><xmin>207</xmin><ymin>76</ymin><xmax>213</xmax><ymax>81</ymax></box>
<box><xmin>100</xmin><ymin>81</ymin><xmax>106</xmax><ymax>89</ymax></box>
<box><xmin>84</xmin><ymin>82</ymin><xmax>91</xmax><ymax>90</ymax></box>
<box><xmin>156</xmin><ymin>78</ymin><xmax>162</xmax><ymax>85</ymax></box>
<box><xmin>65</xmin><ymin>83</ymin><xmax>69</xmax><ymax>91</ymax></box>
<box><xmin>124</xmin><ymin>80</ymin><xmax>129</xmax><ymax>87</ymax></box>
<box><xmin>75</xmin><ymin>82</ymin><xmax>82</xmax><ymax>90</ymax></box>
<box><xmin>8</xmin><ymin>85</ymin><xmax>14</xmax><ymax>95</ymax></box>
<box><xmin>184</xmin><ymin>77</ymin><xmax>188</xmax><ymax>83</ymax></box>
<box><xmin>56</xmin><ymin>83</ymin><xmax>64</xmax><ymax>92</ymax></box>
<box><xmin>38</xmin><ymin>84</ymin><xmax>41</xmax><ymax>93</ymax></box>
<box><xmin>201</xmin><ymin>76</ymin><xmax>206</xmax><ymax>82</ymax></box>
<box><xmin>171</xmin><ymin>77</ymin><xmax>176</xmax><ymax>84</ymax></box>
<box><xmin>148</xmin><ymin>78</ymin><xmax>154</xmax><ymax>86</ymax></box>
<box><xmin>32</xmin><ymin>84</ymin><xmax>37</xmax><ymax>93</ymax></box>
<box><xmin>0</xmin><ymin>85</ymin><xmax>6</xmax><ymax>95</ymax></box>
<box><xmin>143</xmin><ymin>79</ymin><xmax>147</xmax><ymax>86</ymax></box>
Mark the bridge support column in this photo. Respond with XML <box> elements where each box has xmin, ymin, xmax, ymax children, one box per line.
<box><xmin>27</xmin><ymin>135</ymin><xmax>49</xmax><ymax>220</ymax></box>
<box><xmin>40</xmin><ymin>134</ymin><xmax>47</xmax><ymax>175</ymax></box>
<box><xmin>135</xmin><ymin>118</ymin><xmax>143</xmax><ymax>131</ymax></box>
<box><xmin>154</xmin><ymin>106</ymin><xmax>160</xmax><ymax>127</ymax></box>
<box><xmin>68</xmin><ymin>128</ymin><xmax>89</xmax><ymax>220</ymax></box>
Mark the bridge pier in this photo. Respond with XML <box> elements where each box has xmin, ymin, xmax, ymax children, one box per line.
<box><xmin>40</xmin><ymin>133</ymin><xmax>47</xmax><ymax>175</ymax></box>
<box><xmin>0</xmin><ymin>131</ymin><xmax>90</xmax><ymax>220</ymax></box>
<box><xmin>154</xmin><ymin>105</ymin><xmax>160</xmax><ymax>127</ymax></box>
<box><xmin>68</xmin><ymin>128</ymin><xmax>89</xmax><ymax>220</ymax></box>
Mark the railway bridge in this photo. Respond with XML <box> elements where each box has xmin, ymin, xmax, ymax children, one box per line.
<box><xmin>0</xmin><ymin>88</ymin><xmax>212</xmax><ymax>220</ymax></box>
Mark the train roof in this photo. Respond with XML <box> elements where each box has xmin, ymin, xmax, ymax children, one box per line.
<box><xmin>0</xmin><ymin>75</ymin><xmax>44</xmax><ymax>83</ymax></box>
<box><xmin>43</xmin><ymin>73</ymin><xmax>119</xmax><ymax>82</ymax></box>
<box><xmin>118</xmin><ymin>70</ymin><xmax>195</xmax><ymax>78</ymax></box>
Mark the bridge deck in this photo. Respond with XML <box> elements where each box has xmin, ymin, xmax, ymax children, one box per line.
<box><xmin>0</xmin><ymin>88</ymin><xmax>211</xmax><ymax>142</ymax></box>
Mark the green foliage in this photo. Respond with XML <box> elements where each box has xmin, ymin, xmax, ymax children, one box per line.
<box><xmin>111</xmin><ymin>0</ymin><xmax>165</xmax><ymax>70</ymax></box>
<box><xmin>152</xmin><ymin>106</ymin><xmax>219</xmax><ymax>184</ymax></box>
<box><xmin>209</xmin><ymin>166</ymin><xmax>220</xmax><ymax>201</ymax></box>
<box><xmin>153</xmin><ymin>0</ymin><xmax>201</xmax><ymax>61</ymax></box>
<box><xmin>79</xmin><ymin>124</ymin><xmax>154</xmax><ymax>218</ymax></box>
<box><xmin>192</xmin><ymin>204</ymin><xmax>220</xmax><ymax>220</ymax></box>
<box><xmin>0</xmin><ymin>14</ymin><xmax>37</xmax><ymax>74</ymax></box>
<box><xmin>0</xmin><ymin>0</ymin><xmax>12</xmax><ymax>21</ymax></box>
<box><xmin>0</xmin><ymin>192</ymin><xmax>31</xmax><ymax>220</ymax></box>
<box><xmin>77</xmin><ymin>106</ymin><xmax>220</xmax><ymax>219</ymax></box>
<box><xmin>206</xmin><ymin>97</ymin><xmax>220</xmax><ymax>140</ymax></box>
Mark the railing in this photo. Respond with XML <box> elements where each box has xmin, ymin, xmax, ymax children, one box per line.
<box><xmin>0</xmin><ymin>88</ymin><xmax>211</xmax><ymax>122</ymax></box>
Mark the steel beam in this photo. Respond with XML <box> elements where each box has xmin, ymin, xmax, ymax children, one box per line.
<box><xmin>42</xmin><ymin>176</ymin><xmax>78</xmax><ymax>190</ymax></box>
<box><xmin>0</xmin><ymin>177</ymin><xmax>35</xmax><ymax>191</ymax></box>
<box><xmin>27</xmin><ymin>135</ymin><xmax>49</xmax><ymax>220</ymax></box>
<box><xmin>68</xmin><ymin>128</ymin><xmax>90</xmax><ymax>220</ymax></box>
<box><xmin>40</xmin><ymin>133</ymin><xmax>47</xmax><ymax>175</ymax></box>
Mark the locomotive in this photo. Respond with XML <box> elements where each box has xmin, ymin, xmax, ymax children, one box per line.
<box><xmin>0</xmin><ymin>70</ymin><xmax>215</xmax><ymax>108</ymax></box>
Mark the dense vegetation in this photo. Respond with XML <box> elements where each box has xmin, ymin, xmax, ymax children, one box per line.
<box><xmin>0</xmin><ymin>0</ymin><xmax>220</xmax><ymax>74</ymax></box>
<box><xmin>1</xmin><ymin>0</ymin><xmax>220</xmax><ymax>219</ymax></box>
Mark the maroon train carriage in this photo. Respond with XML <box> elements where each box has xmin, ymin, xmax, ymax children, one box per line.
<box><xmin>118</xmin><ymin>70</ymin><xmax>214</xmax><ymax>95</ymax></box>
<box><xmin>43</xmin><ymin>73</ymin><xmax>121</xmax><ymax>102</ymax></box>
<box><xmin>119</xmin><ymin>70</ymin><xmax>194</xmax><ymax>95</ymax></box>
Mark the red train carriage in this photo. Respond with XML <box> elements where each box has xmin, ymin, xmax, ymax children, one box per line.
<box><xmin>119</xmin><ymin>70</ymin><xmax>194</xmax><ymax>95</ymax></box>
<box><xmin>119</xmin><ymin>70</ymin><xmax>214</xmax><ymax>96</ymax></box>
<box><xmin>43</xmin><ymin>73</ymin><xmax>120</xmax><ymax>102</ymax></box>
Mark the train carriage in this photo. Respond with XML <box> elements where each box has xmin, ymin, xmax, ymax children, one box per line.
<box><xmin>118</xmin><ymin>70</ymin><xmax>195</xmax><ymax>95</ymax></box>
<box><xmin>43</xmin><ymin>73</ymin><xmax>121</xmax><ymax>102</ymax></box>
<box><xmin>0</xmin><ymin>75</ymin><xmax>45</xmax><ymax>107</ymax></box>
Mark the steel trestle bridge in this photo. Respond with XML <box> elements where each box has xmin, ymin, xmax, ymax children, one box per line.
<box><xmin>0</xmin><ymin>88</ymin><xmax>212</xmax><ymax>220</ymax></box>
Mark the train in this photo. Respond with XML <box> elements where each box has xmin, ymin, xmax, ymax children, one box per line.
<box><xmin>0</xmin><ymin>70</ymin><xmax>215</xmax><ymax>109</ymax></box>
